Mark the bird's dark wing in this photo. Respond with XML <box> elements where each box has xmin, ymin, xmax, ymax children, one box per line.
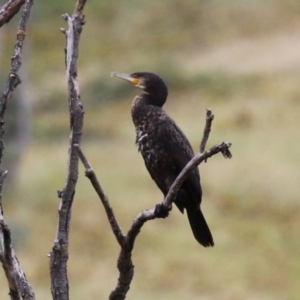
<box><xmin>157</xmin><ymin>117</ymin><xmax>195</xmax><ymax>168</ymax></box>
<box><xmin>155</xmin><ymin>113</ymin><xmax>202</xmax><ymax>207</ymax></box>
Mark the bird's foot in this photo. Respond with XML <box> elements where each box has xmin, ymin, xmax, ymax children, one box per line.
<box><xmin>154</xmin><ymin>203</ymin><xmax>169</xmax><ymax>218</ymax></box>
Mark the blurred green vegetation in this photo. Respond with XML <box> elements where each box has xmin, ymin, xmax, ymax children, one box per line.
<box><xmin>1</xmin><ymin>0</ymin><xmax>300</xmax><ymax>299</ymax></box>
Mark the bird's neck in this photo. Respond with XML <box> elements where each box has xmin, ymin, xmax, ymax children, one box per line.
<box><xmin>150</xmin><ymin>91</ymin><xmax>167</xmax><ymax>107</ymax></box>
<box><xmin>132</xmin><ymin>93</ymin><xmax>167</xmax><ymax>109</ymax></box>
<box><xmin>131</xmin><ymin>94</ymin><xmax>164</xmax><ymax>126</ymax></box>
<box><xmin>142</xmin><ymin>91</ymin><xmax>167</xmax><ymax>107</ymax></box>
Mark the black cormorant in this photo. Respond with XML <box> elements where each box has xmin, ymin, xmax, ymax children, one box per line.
<box><xmin>111</xmin><ymin>71</ymin><xmax>214</xmax><ymax>247</ymax></box>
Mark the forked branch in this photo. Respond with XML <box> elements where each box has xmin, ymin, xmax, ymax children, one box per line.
<box><xmin>79</xmin><ymin>109</ymin><xmax>232</xmax><ymax>300</ymax></box>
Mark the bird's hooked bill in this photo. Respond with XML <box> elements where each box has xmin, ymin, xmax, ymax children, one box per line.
<box><xmin>110</xmin><ymin>72</ymin><xmax>140</xmax><ymax>86</ymax></box>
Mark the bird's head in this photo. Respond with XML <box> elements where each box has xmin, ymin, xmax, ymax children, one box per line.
<box><xmin>111</xmin><ymin>71</ymin><xmax>168</xmax><ymax>106</ymax></box>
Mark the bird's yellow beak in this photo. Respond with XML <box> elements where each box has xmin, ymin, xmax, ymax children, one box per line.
<box><xmin>111</xmin><ymin>72</ymin><xmax>140</xmax><ymax>86</ymax></box>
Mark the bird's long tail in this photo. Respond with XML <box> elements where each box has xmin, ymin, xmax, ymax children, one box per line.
<box><xmin>186</xmin><ymin>207</ymin><xmax>214</xmax><ymax>247</ymax></box>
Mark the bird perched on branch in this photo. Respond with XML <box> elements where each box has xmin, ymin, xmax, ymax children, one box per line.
<box><xmin>111</xmin><ymin>71</ymin><xmax>214</xmax><ymax>247</ymax></box>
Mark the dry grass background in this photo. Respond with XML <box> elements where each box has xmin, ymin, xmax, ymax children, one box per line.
<box><xmin>0</xmin><ymin>1</ymin><xmax>300</xmax><ymax>299</ymax></box>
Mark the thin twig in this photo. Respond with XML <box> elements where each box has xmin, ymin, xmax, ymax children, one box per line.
<box><xmin>73</xmin><ymin>0</ymin><xmax>87</xmax><ymax>16</ymax></box>
<box><xmin>0</xmin><ymin>0</ymin><xmax>35</xmax><ymax>299</ymax></box>
<box><xmin>199</xmin><ymin>108</ymin><xmax>214</xmax><ymax>153</ymax></box>
<box><xmin>163</xmin><ymin>142</ymin><xmax>232</xmax><ymax>209</ymax></box>
<box><xmin>49</xmin><ymin>1</ymin><xmax>86</xmax><ymax>300</ymax></box>
<box><xmin>77</xmin><ymin>146</ymin><xmax>125</xmax><ymax>246</ymax></box>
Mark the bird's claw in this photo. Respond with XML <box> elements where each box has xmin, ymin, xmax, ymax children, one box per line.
<box><xmin>154</xmin><ymin>203</ymin><xmax>169</xmax><ymax>218</ymax></box>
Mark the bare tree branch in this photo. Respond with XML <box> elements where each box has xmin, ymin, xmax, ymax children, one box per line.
<box><xmin>163</xmin><ymin>141</ymin><xmax>232</xmax><ymax>209</ymax></box>
<box><xmin>77</xmin><ymin>147</ymin><xmax>139</xmax><ymax>300</ymax></box>
<box><xmin>49</xmin><ymin>1</ymin><xmax>87</xmax><ymax>300</ymax></box>
<box><xmin>0</xmin><ymin>214</ymin><xmax>35</xmax><ymax>300</ymax></box>
<box><xmin>0</xmin><ymin>0</ymin><xmax>25</xmax><ymax>28</ymax></box>
<box><xmin>0</xmin><ymin>0</ymin><xmax>35</xmax><ymax>299</ymax></box>
<box><xmin>199</xmin><ymin>108</ymin><xmax>214</xmax><ymax>153</ymax></box>
<box><xmin>0</xmin><ymin>0</ymin><xmax>33</xmax><ymax>170</ymax></box>
<box><xmin>78</xmin><ymin>107</ymin><xmax>232</xmax><ymax>300</ymax></box>
<box><xmin>77</xmin><ymin>146</ymin><xmax>125</xmax><ymax>246</ymax></box>
<box><xmin>120</xmin><ymin>142</ymin><xmax>232</xmax><ymax>236</ymax></box>
<box><xmin>109</xmin><ymin>140</ymin><xmax>232</xmax><ymax>299</ymax></box>
<box><xmin>73</xmin><ymin>0</ymin><xmax>87</xmax><ymax>16</ymax></box>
